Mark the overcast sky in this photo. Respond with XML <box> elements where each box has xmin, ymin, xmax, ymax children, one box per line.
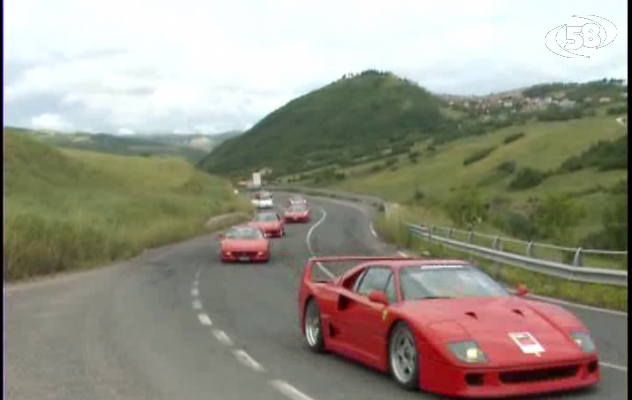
<box><xmin>5</xmin><ymin>0</ymin><xmax>628</xmax><ymax>135</ymax></box>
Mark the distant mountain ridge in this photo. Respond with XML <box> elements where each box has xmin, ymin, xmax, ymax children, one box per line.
<box><xmin>4</xmin><ymin>127</ymin><xmax>243</xmax><ymax>163</ymax></box>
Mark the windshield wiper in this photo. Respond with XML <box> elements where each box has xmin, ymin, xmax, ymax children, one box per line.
<box><xmin>419</xmin><ymin>296</ymin><xmax>453</xmax><ymax>300</ymax></box>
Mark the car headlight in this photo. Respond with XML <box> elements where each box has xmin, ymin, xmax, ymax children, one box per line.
<box><xmin>448</xmin><ymin>341</ymin><xmax>488</xmax><ymax>364</ymax></box>
<box><xmin>570</xmin><ymin>332</ymin><xmax>596</xmax><ymax>352</ymax></box>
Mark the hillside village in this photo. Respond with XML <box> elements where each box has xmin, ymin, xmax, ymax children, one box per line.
<box><xmin>439</xmin><ymin>79</ymin><xmax>628</xmax><ymax>117</ymax></box>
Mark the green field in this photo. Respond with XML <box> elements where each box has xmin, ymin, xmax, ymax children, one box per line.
<box><xmin>4</xmin><ymin>131</ymin><xmax>250</xmax><ymax>281</ymax></box>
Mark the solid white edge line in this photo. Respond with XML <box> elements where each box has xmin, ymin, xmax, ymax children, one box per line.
<box><xmin>212</xmin><ymin>329</ymin><xmax>234</xmax><ymax>346</ymax></box>
<box><xmin>270</xmin><ymin>380</ymin><xmax>317</xmax><ymax>400</ymax></box>
<box><xmin>191</xmin><ymin>288</ymin><xmax>199</xmax><ymax>297</ymax></box>
<box><xmin>305</xmin><ymin>208</ymin><xmax>335</xmax><ymax>279</ymax></box>
<box><xmin>369</xmin><ymin>223</ymin><xmax>378</xmax><ymax>238</ymax></box>
<box><xmin>197</xmin><ymin>313</ymin><xmax>212</xmax><ymax>326</ymax></box>
<box><xmin>192</xmin><ymin>299</ymin><xmax>202</xmax><ymax>310</ymax></box>
<box><xmin>233</xmin><ymin>349</ymin><xmax>265</xmax><ymax>372</ymax></box>
<box><xmin>525</xmin><ymin>293</ymin><xmax>628</xmax><ymax>317</ymax></box>
<box><xmin>600</xmin><ymin>361</ymin><xmax>628</xmax><ymax>372</ymax></box>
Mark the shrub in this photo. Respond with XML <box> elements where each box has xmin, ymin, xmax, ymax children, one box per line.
<box><xmin>413</xmin><ymin>188</ymin><xmax>425</xmax><ymax>202</ymax></box>
<box><xmin>496</xmin><ymin>160</ymin><xmax>517</xmax><ymax>174</ymax></box>
<box><xmin>509</xmin><ymin>168</ymin><xmax>548</xmax><ymax>190</ymax></box>
<box><xmin>463</xmin><ymin>146</ymin><xmax>497</xmax><ymax>166</ymax></box>
<box><xmin>503</xmin><ymin>132</ymin><xmax>525</xmax><ymax>145</ymax></box>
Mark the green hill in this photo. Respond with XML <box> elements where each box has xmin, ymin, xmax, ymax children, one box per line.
<box><xmin>5</xmin><ymin>127</ymin><xmax>242</xmax><ymax>163</ymax></box>
<box><xmin>4</xmin><ymin>131</ymin><xmax>249</xmax><ymax>281</ymax></box>
<box><xmin>199</xmin><ymin>70</ymin><xmax>456</xmax><ymax>177</ymax></box>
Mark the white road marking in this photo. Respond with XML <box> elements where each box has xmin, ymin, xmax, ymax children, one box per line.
<box><xmin>193</xmin><ymin>280</ymin><xmax>199</xmax><ymax>288</ymax></box>
<box><xmin>197</xmin><ymin>313</ymin><xmax>212</xmax><ymax>326</ymax></box>
<box><xmin>305</xmin><ymin>208</ymin><xmax>335</xmax><ymax>279</ymax></box>
<box><xmin>212</xmin><ymin>329</ymin><xmax>233</xmax><ymax>346</ymax></box>
<box><xmin>192</xmin><ymin>299</ymin><xmax>203</xmax><ymax>310</ymax></box>
<box><xmin>600</xmin><ymin>362</ymin><xmax>628</xmax><ymax>372</ymax></box>
<box><xmin>233</xmin><ymin>349</ymin><xmax>265</xmax><ymax>372</ymax></box>
<box><xmin>526</xmin><ymin>293</ymin><xmax>627</xmax><ymax>317</ymax></box>
<box><xmin>270</xmin><ymin>380</ymin><xmax>317</xmax><ymax>400</ymax></box>
<box><xmin>191</xmin><ymin>288</ymin><xmax>199</xmax><ymax>297</ymax></box>
<box><xmin>369</xmin><ymin>223</ymin><xmax>378</xmax><ymax>238</ymax></box>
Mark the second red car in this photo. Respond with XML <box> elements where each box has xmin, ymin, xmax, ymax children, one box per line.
<box><xmin>284</xmin><ymin>203</ymin><xmax>311</xmax><ymax>223</ymax></box>
<box><xmin>249</xmin><ymin>211</ymin><xmax>286</xmax><ymax>238</ymax></box>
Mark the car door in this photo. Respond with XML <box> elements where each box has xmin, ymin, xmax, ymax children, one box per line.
<box><xmin>333</xmin><ymin>266</ymin><xmax>393</xmax><ymax>366</ymax></box>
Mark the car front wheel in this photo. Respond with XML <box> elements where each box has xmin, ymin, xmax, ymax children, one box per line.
<box><xmin>304</xmin><ymin>299</ymin><xmax>325</xmax><ymax>352</ymax></box>
<box><xmin>389</xmin><ymin>322</ymin><xmax>420</xmax><ymax>390</ymax></box>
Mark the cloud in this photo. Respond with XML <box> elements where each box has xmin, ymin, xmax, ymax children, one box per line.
<box><xmin>30</xmin><ymin>113</ymin><xmax>74</xmax><ymax>131</ymax></box>
<box><xmin>5</xmin><ymin>0</ymin><xmax>628</xmax><ymax>134</ymax></box>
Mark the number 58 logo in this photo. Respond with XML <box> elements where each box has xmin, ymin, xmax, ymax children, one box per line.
<box><xmin>545</xmin><ymin>15</ymin><xmax>617</xmax><ymax>58</ymax></box>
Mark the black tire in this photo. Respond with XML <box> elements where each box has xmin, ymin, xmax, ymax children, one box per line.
<box><xmin>388</xmin><ymin>322</ymin><xmax>420</xmax><ymax>391</ymax></box>
<box><xmin>304</xmin><ymin>299</ymin><xmax>325</xmax><ymax>353</ymax></box>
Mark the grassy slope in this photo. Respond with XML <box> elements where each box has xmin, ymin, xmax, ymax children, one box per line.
<box><xmin>4</xmin><ymin>131</ymin><xmax>250</xmax><ymax>281</ymax></box>
<box><xmin>326</xmin><ymin>114</ymin><xmax>627</xmax><ymax>238</ymax></box>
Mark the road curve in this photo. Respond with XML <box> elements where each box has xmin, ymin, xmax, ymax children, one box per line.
<box><xmin>4</xmin><ymin>193</ymin><xmax>628</xmax><ymax>400</ymax></box>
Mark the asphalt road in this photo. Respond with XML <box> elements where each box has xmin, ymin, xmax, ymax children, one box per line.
<box><xmin>4</xmin><ymin>193</ymin><xmax>628</xmax><ymax>400</ymax></box>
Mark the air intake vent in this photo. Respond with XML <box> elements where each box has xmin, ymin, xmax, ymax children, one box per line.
<box><xmin>512</xmin><ymin>309</ymin><xmax>525</xmax><ymax>317</ymax></box>
<box><xmin>465</xmin><ymin>312</ymin><xmax>478</xmax><ymax>320</ymax></box>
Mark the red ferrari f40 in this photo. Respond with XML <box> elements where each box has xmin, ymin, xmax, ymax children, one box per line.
<box><xmin>298</xmin><ymin>256</ymin><xmax>600</xmax><ymax>398</ymax></box>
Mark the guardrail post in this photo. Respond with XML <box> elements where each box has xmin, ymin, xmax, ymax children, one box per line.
<box><xmin>573</xmin><ymin>248</ymin><xmax>583</xmax><ymax>267</ymax></box>
<box><xmin>492</xmin><ymin>236</ymin><xmax>502</xmax><ymax>279</ymax></box>
<box><xmin>447</xmin><ymin>228</ymin><xmax>453</xmax><ymax>239</ymax></box>
<box><xmin>429</xmin><ymin>225</ymin><xmax>435</xmax><ymax>240</ymax></box>
<box><xmin>526</xmin><ymin>241</ymin><xmax>534</xmax><ymax>258</ymax></box>
<box><xmin>467</xmin><ymin>231</ymin><xmax>474</xmax><ymax>243</ymax></box>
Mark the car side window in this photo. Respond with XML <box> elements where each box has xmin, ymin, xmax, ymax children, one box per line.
<box><xmin>384</xmin><ymin>274</ymin><xmax>398</xmax><ymax>304</ymax></box>
<box><xmin>356</xmin><ymin>267</ymin><xmax>392</xmax><ymax>297</ymax></box>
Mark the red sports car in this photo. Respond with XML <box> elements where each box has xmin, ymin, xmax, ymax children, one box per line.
<box><xmin>284</xmin><ymin>203</ymin><xmax>311</xmax><ymax>223</ymax></box>
<box><xmin>218</xmin><ymin>225</ymin><xmax>270</xmax><ymax>263</ymax></box>
<box><xmin>248</xmin><ymin>211</ymin><xmax>286</xmax><ymax>238</ymax></box>
<box><xmin>298</xmin><ymin>256</ymin><xmax>600</xmax><ymax>398</ymax></box>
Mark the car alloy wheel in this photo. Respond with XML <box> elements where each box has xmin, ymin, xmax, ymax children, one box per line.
<box><xmin>389</xmin><ymin>322</ymin><xmax>419</xmax><ymax>390</ymax></box>
<box><xmin>304</xmin><ymin>300</ymin><xmax>325</xmax><ymax>352</ymax></box>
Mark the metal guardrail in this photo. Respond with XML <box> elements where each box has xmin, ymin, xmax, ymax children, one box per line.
<box><xmin>262</xmin><ymin>185</ymin><xmax>628</xmax><ymax>287</ymax></box>
<box><xmin>406</xmin><ymin>224</ymin><xmax>628</xmax><ymax>287</ymax></box>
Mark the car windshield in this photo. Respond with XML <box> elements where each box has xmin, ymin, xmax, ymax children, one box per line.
<box><xmin>224</xmin><ymin>227</ymin><xmax>264</xmax><ymax>239</ymax></box>
<box><xmin>253</xmin><ymin>213</ymin><xmax>278</xmax><ymax>222</ymax></box>
<box><xmin>288</xmin><ymin>204</ymin><xmax>307</xmax><ymax>212</ymax></box>
<box><xmin>399</xmin><ymin>265</ymin><xmax>508</xmax><ymax>300</ymax></box>
<box><xmin>290</xmin><ymin>197</ymin><xmax>305</xmax><ymax>202</ymax></box>
<box><xmin>254</xmin><ymin>192</ymin><xmax>271</xmax><ymax>200</ymax></box>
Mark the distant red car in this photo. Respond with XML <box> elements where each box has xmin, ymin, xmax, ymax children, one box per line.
<box><xmin>298</xmin><ymin>257</ymin><xmax>600</xmax><ymax>398</ymax></box>
<box><xmin>284</xmin><ymin>203</ymin><xmax>311</xmax><ymax>223</ymax></box>
<box><xmin>248</xmin><ymin>211</ymin><xmax>286</xmax><ymax>238</ymax></box>
<box><xmin>218</xmin><ymin>225</ymin><xmax>270</xmax><ymax>263</ymax></box>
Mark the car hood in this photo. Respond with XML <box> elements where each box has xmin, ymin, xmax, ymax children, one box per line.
<box><xmin>221</xmin><ymin>239</ymin><xmax>268</xmax><ymax>252</ymax></box>
<box><xmin>400</xmin><ymin>297</ymin><xmax>587</xmax><ymax>367</ymax></box>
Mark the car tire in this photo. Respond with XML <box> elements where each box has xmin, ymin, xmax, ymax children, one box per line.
<box><xmin>304</xmin><ymin>299</ymin><xmax>325</xmax><ymax>353</ymax></box>
<box><xmin>389</xmin><ymin>322</ymin><xmax>420</xmax><ymax>391</ymax></box>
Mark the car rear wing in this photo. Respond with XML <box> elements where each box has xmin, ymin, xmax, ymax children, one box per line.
<box><xmin>302</xmin><ymin>255</ymin><xmax>413</xmax><ymax>284</ymax></box>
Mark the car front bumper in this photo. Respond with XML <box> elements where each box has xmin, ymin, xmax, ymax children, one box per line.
<box><xmin>418</xmin><ymin>355</ymin><xmax>600</xmax><ymax>398</ymax></box>
<box><xmin>221</xmin><ymin>252</ymin><xmax>269</xmax><ymax>262</ymax></box>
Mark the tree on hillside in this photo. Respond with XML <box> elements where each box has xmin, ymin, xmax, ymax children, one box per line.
<box><xmin>532</xmin><ymin>194</ymin><xmax>586</xmax><ymax>244</ymax></box>
<box><xmin>445</xmin><ymin>189</ymin><xmax>486</xmax><ymax>229</ymax></box>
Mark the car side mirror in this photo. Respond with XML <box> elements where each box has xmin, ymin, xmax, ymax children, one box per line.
<box><xmin>516</xmin><ymin>284</ymin><xmax>529</xmax><ymax>297</ymax></box>
<box><xmin>368</xmin><ymin>290</ymin><xmax>389</xmax><ymax>306</ymax></box>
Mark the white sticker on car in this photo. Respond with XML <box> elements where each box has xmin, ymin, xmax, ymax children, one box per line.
<box><xmin>509</xmin><ymin>332</ymin><xmax>545</xmax><ymax>354</ymax></box>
